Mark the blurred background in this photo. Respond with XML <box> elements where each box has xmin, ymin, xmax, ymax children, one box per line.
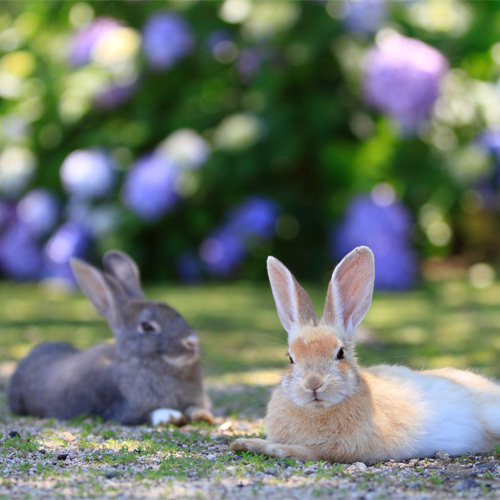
<box><xmin>1</xmin><ymin>0</ymin><xmax>500</xmax><ymax>290</ymax></box>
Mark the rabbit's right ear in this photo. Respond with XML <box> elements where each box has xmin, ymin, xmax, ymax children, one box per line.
<box><xmin>102</xmin><ymin>250</ymin><xmax>145</xmax><ymax>300</ymax></box>
<box><xmin>322</xmin><ymin>246</ymin><xmax>374</xmax><ymax>339</ymax></box>
<box><xmin>70</xmin><ymin>259</ymin><xmax>124</xmax><ymax>317</ymax></box>
<box><xmin>267</xmin><ymin>256</ymin><xmax>318</xmax><ymax>340</ymax></box>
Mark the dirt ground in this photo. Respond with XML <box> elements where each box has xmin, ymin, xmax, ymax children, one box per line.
<box><xmin>1</xmin><ymin>379</ymin><xmax>500</xmax><ymax>500</ymax></box>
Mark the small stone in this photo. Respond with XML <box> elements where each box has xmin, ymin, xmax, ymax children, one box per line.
<box><xmin>206</xmin><ymin>454</ymin><xmax>216</xmax><ymax>460</ymax></box>
<box><xmin>219</xmin><ymin>421</ymin><xmax>232</xmax><ymax>431</ymax></box>
<box><xmin>474</xmin><ymin>463</ymin><xmax>496</xmax><ymax>472</ymax></box>
<box><xmin>354</xmin><ymin>462</ymin><xmax>367</xmax><ymax>472</ymax></box>
<box><xmin>303</xmin><ymin>467</ymin><xmax>316</xmax><ymax>475</ymax></box>
<box><xmin>263</xmin><ymin>468</ymin><xmax>277</xmax><ymax>475</ymax></box>
<box><xmin>435</xmin><ymin>450</ymin><xmax>450</xmax><ymax>460</ymax></box>
<box><xmin>8</xmin><ymin>431</ymin><xmax>20</xmax><ymax>438</ymax></box>
<box><xmin>455</xmin><ymin>478</ymin><xmax>479</xmax><ymax>491</ymax></box>
<box><xmin>57</xmin><ymin>453</ymin><xmax>69</xmax><ymax>461</ymax></box>
<box><xmin>38</xmin><ymin>449</ymin><xmax>46</xmax><ymax>455</ymax></box>
<box><xmin>104</xmin><ymin>472</ymin><xmax>117</xmax><ymax>479</ymax></box>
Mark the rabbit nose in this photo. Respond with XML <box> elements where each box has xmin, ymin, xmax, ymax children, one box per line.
<box><xmin>182</xmin><ymin>335</ymin><xmax>199</xmax><ymax>352</ymax></box>
<box><xmin>304</xmin><ymin>375</ymin><xmax>323</xmax><ymax>392</ymax></box>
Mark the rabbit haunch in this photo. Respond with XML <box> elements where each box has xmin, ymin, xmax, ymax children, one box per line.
<box><xmin>7</xmin><ymin>250</ymin><xmax>213</xmax><ymax>426</ymax></box>
<box><xmin>231</xmin><ymin>246</ymin><xmax>500</xmax><ymax>462</ymax></box>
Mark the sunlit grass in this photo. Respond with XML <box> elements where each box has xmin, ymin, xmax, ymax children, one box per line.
<box><xmin>1</xmin><ymin>279</ymin><xmax>500</xmax><ymax>385</ymax></box>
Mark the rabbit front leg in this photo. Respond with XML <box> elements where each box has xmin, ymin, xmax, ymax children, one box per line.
<box><xmin>231</xmin><ymin>438</ymin><xmax>328</xmax><ymax>462</ymax></box>
<box><xmin>184</xmin><ymin>404</ymin><xmax>214</xmax><ymax>424</ymax></box>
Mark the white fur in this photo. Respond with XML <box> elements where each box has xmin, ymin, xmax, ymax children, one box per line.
<box><xmin>150</xmin><ymin>408</ymin><xmax>184</xmax><ymax>426</ymax></box>
<box><xmin>162</xmin><ymin>354</ymin><xmax>197</xmax><ymax>367</ymax></box>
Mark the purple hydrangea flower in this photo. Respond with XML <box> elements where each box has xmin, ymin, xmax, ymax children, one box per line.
<box><xmin>343</xmin><ymin>0</ymin><xmax>387</xmax><ymax>35</ymax></box>
<box><xmin>199</xmin><ymin>229</ymin><xmax>246</xmax><ymax>277</ymax></box>
<box><xmin>200</xmin><ymin>196</ymin><xmax>279</xmax><ymax>277</ymax></box>
<box><xmin>177</xmin><ymin>251</ymin><xmax>202</xmax><ymax>283</ymax></box>
<box><xmin>43</xmin><ymin>222</ymin><xmax>91</xmax><ymax>284</ymax></box>
<box><xmin>93</xmin><ymin>81</ymin><xmax>138</xmax><ymax>110</ymax></box>
<box><xmin>70</xmin><ymin>17</ymin><xmax>122</xmax><ymax>67</ymax></box>
<box><xmin>61</xmin><ymin>150</ymin><xmax>116</xmax><ymax>199</ymax></box>
<box><xmin>0</xmin><ymin>222</ymin><xmax>42</xmax><ymax>280</ymax></box>
<box><xmin>0</xmin><ymin>201</ymin><xmax>16</xmax><ymax>231</ymax></box>
<box><xmin>227</xmin><ymin>196</ymin><xmax>279</xmax><ymax>239</ymax></box>
<box><xmin>237</xmin><ymin>48</ymin><xmax>262</xmax><ymax>82</ymax></box>
<box><xmin>142</xmin><ymin>12</ymin><xmax>194</xmax><ymax>70</ymax></box>
<box><xmin>16</xmin><ymin>189</ymin><xmax>59</xmax><ymax>237</ymax></box>
<box><xmin>478</xmin><ymin>129</ymin><xmax>500</xmax><ymax>162</ymax></box>
<box><xmin>207</xmin><ymin>30</ymin><xmax>232</xmax><ymax>52</ymax></box>
<box><xmin>122</xmin><ymin>155</ymin><xmax>179</xmax><ymax>221</ymax></box>
<box><xmin>363</xmin><ymin>34</ymin><xmax>448</xmax><ymax>130</ymax></box>
<box><xmin>331</xmin><ymin>195</ymin><xmax>417</xmax><ymax>290</ymax></box>
<box><xmin>475</xmin><ymin>129</ymin><xmax>500</xmax><ymax>208</ymax></box>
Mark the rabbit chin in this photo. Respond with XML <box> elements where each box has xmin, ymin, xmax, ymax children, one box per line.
<box><xmin>161</xmin><ymin>352</ymin><xmax>199</xmax><ymax>367</ymax></box>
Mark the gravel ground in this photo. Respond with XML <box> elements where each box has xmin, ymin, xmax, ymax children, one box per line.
<box><xmin>2</xmin><ymin>379</ymin><xmax>500</xmax><ymax>500</ymax></box>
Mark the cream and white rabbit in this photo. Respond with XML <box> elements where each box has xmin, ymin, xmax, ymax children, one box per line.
<box><xmin>231</xmin><ymin>246</ymin><xmax>500</xmax><ymax>462</ymax></box>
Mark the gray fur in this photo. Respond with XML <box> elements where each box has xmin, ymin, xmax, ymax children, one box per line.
<box><xmin>7</xmin><ymin>251</ymin><xmax>212</xmax><ymax>425</ymax></box>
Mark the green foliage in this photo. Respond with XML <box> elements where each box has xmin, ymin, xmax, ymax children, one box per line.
<box><xmin>1</xmin><ymin>1</ymin><xmax>500</xmax><ymax>283</ymax></box>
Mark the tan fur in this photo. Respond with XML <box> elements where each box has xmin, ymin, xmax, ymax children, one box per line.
<box><xmin>263</xmin><ymin>342</ymin><xmax>422</xmax><ymax>463</ymax></box>
<box><xmin>230</xmin><ymin>248</ymin><xmax>500</xmax><ymax>463</ymax></box>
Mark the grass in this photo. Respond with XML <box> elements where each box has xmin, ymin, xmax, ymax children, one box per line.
<box><xmin>2</xmin><ymin>278</ymin><xmax>500</xmax><ymax>381</ymax></box>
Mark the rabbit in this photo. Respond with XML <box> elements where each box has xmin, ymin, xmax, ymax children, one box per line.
<box><xmin>231</xmin><ymin>246</ymin><xmax>500</xmax><ymax>462</ymax></box>
<box><xmin>8</xmin><ymin>250</ymin><xmax>214</xmax><ymax>427</ymax></box>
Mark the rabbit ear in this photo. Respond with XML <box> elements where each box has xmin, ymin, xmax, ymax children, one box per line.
<box><xmin>102</xmin><ymin>250</ymin><xmax>145</xmax><ymax>300</ymax></box>
<box><xmin>70</xmin><ymin>258</ymin><xmax>125</xmax><ymax>317</ymax></box>
<box><xmin>322</xmin><ymin>246</ymin><xmax>374</xmax><ymax>337</ymax></box>
<box><xmin>267</xmin><ymin>256</ymin><xmax>318</xmax><ymax>340</ymax></box>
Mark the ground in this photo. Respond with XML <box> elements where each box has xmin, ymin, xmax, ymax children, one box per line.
<box><xmin>2</xmin><ymin>279</ymin><xmax>500</xmax><ymax>499</ymax></box>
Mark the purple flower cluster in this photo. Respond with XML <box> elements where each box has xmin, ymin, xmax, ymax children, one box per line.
<box><xmin>0</xmin><ymin>223</ymin><xmax>42</xmax><ymax>281</ymax></box>
<box><xmin>199</xmin><ymin>196</ymin><xmax>279</xmax><ymax>277</ymax></box>
<box><xmin>43</xmin><ymin>222</ymin><xmax>91</xmax><ymax>283</ymax></box>
<box><xmin>363</xmin><ymin>34</ymin><xmax>448</xmax><ymax>130</ymax></box>
<box><xmin>60</xmin><ymin>150</ymin><xmax>116</xmax><ymax>199</ymax></box>
<box><xmin>331</xmin><ymin>195</ymin><xmax>417</xmax><ymax>290</ymax></box>
<box><xmin>142</xmin><ymin>12</ymin><xmax>194</xmax><ymax>70</ymax></box>
<box><xmin>0</xmin><ymin>187</ymin><xmax>93</xmax><ymax>284</ymax></box>
<box><xmin>70</xmin><ymin>17</ymin><xmax>122</xmax><ymax>67</ymax></box>
<box><xmin>343</xmin><ymin>0</ymin><xmax>387</xmax><ymax>35</ymax></box>
<box><xmin>16</xmin><ymin>189</ymin><xmax>58</xmax><ymax>237</ymax></box>
<box><xmin>122</xmin><ymin>155</ymin><xmax>179</xmax><ymax>221</ymax></box>
<box><xmin>475</xmin><ymin>129</ymin><xmax>500</xmax><ymax>208</ymax></box>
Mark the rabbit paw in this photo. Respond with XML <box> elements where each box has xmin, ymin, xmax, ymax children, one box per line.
<box><xmin>230</xmin><ymin>438</ymin><xmax>290</xmax><ymax>459</ymax></box>
<box><xmin>190</xmin><ymin>408</ymin><xmax>215</xmax><ymax>425</ymax></box>
<box><xmin>150</xmin><ymin>408</ymin><xmax>187</xmax><ymax>427</ymax></box>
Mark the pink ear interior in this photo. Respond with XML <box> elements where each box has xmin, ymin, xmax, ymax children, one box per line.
<box><xmin>323</xmin><ymin>247</ymin><xmax>374</xmax><ymax>333</ymax></box>
<box><xmin>267</xmin><ymin>256</ymin><xmax>317</xmax><ymax>337</ymax></box>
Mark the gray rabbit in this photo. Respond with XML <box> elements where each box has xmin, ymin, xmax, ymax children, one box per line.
<box><xmin>7</xmin><ymin>250</ymin><xmax>214</xmax><ymax>426</ymax></box>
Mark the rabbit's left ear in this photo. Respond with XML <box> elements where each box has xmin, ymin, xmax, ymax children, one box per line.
<box><xmin>103</xmin><ymin>250</ymin><xmax>145</xmax><ymax>300</ymax></box>
<box><xmin>322</xmin><ymin>246</ymin><xmax>374</xmax><ymax>338</ymax></box>
<box><xmin>267</xmin><ymin>256</ymin><xmax>318</xmax><ymax>341</ymax></box>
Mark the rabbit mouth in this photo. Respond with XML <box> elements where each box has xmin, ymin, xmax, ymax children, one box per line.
<box><xmin>161</xmin><ymin>353</ymin><xmax>199</xmax><ymax>367</ymax></box>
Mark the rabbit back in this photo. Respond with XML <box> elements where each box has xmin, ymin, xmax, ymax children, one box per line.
<box><xmin>8</xmin><ymin>342</ymin><xmax>79</xmax><ymax>415</ymax></box>
<box><xmin>8</xmin><ymin>342</ymin><xmax>123</xmax><ymax>420</ymax></box>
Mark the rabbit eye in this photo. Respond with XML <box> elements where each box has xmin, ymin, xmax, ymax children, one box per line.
<box><xmin>139</xmin><ymin>321</ymin><xmax>160</xmax><ymax>333</ymax></box>
<box><xmin>287</xmin><ymin>353</ymin><xmax>294</xmax><ymax>364</ymax></box>
<box><xmin>336</xmin><ymin>348</ymin><xmax>345</xmax><ymax>360</ymax></box>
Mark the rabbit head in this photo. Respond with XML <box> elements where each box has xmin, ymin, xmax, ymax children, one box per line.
<box><xmin>267</xmin><ymin>246</ymin><xmax>374</xmax><ymax>409</ymax></box>
<box><xmin>70</xmin><ymin>251</ymin><xmax>199</xmax><ymax>363</ymax></box>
